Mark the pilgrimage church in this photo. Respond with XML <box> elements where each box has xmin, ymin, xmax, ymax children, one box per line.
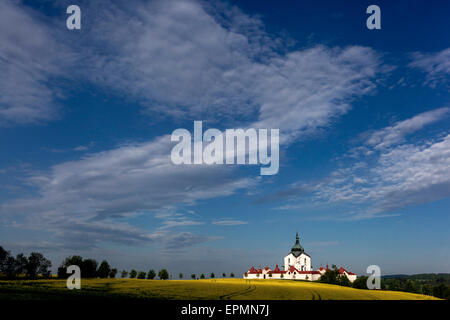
<box><xmin>243</xmin><ymin>232</ymin><xmax>357</xmax><ymax>282</ymax></box>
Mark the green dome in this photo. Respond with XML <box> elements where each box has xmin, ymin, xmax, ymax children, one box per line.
<box><xmin>291</xmin><ymin>232</ymin><xmax>304</xmax><ymax>257</ymax></box>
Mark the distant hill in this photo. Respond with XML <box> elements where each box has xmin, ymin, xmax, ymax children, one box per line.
<box><xmin>382</xmin><ymin>273</ymin><xmax>450</xmax><ymax>284</ymax></box>
<box><xmin>382</xmin><ymin>274</ymin><xmax>409</xmax><ymax>279</ymax></box>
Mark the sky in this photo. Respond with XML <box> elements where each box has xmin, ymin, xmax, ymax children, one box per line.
<box><xmin>0</xmin><ymin>0</ymin><xmax>449</xmax><ymax>277</ymax></box>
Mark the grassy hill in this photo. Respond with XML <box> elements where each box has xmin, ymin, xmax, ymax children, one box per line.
<box><xmin>0</xmin><ymin>278</ymin><xmax>441</xmax><ymax>300</ymax></box>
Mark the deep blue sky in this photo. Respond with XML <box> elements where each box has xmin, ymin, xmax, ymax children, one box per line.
<box><xmin>0</xmin><ymin>0</ymin><xmax>449</xmax><ymax>276</ymax></box>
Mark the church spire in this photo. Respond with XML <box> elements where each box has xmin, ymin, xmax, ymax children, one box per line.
<box><xmin>290</xmin><ymin>231</ymin><xmax>304</xmax><ymax>257</ymax></box>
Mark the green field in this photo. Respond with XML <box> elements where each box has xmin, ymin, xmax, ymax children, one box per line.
<box><xmin>0</xmin><ymin>278</ymin><xmax>440</xmax><ymax>300</ymax></box>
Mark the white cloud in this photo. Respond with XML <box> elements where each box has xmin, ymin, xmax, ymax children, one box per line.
<box><xmin>0</xmin><ymin>1</ymin><xmax>71</xmax><ymax>125</ymax></box>
<box><xmin>366</xmin><ymin>107</ymin><xmax>449</xmax><ymax>149</ymax></box>
<box><xmin>409</xmin><ymin>48</ymin><xmax>450</xmax><ymax>87</ymax></box>
<box><xmin>0</xmin><ymin>135</ymin><xmax>255</xmax><ymax>248</ymax></box>
<box><xmin>78</xmin><ymin>0</ymin><xmax>381</xmax><ymax>142</ymax></box>
<box><xmin>275</xmin><ymin>108</ymin><xmax>450</xmax><ymax>219</ymax></box>
<box><xmin>2</xmin><ymin>0</ymin><xmax>382</xmax><ymax>140</ymax></box>
<box><xmin>313</xmin><ymin>133</ymin><xmax>450</xmax><ymax>219</ymax></box>
<box><xmin>212</xmin><ymin>219</ymin><xmax>248</xmax><ymax>226</ymax></box>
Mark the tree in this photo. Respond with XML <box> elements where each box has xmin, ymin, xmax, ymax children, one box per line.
<box><xmin>25</xmin><ymin>252</ymin><xmax>51</xmax><ymax>278</ymax></box>
<box><xmin>433</xmin><ymin>283</ymin><xmax>450</xmax><ymax>299</ymax></box>
<box><xmin>179</xmin><ymin>273</ymin><xmax>183</xmax><ymax>279</ymax></box>
<box><xmin>0</xmin><ymin>246</ymin><xmax>10</xmax><ymax>274</ymax></box>
<box><xmin>422</xmin><ymin>284</ymin><xmax>433</xmax><ymax>296</ymax></box>
<box><xmin>62</xmin><ymin>256</ymin><xmax>83</xmax><ymax>268</ymax></box>
<box><xmin>230</xmin><ymin>273</ymin><xmax>235</xmax><ymax>278</ymax></box>
<box><xmin>81</xmin><ymin>259</ymin><xmax>98</xmax><ymax>278</ymax></box>
<box><xmin>339</xmin><ymin>274</ymin><xmax>351</xmax><ymax>287</ymax></box>
<box><xmin>4</xmin><ymin>255</ymin><xmax>18</xmax><ymax>279</ymax></box>
<box><xmin>158</xmin><ymin>269</ymin><xmax>169</xmax><ymax>280</ymax></box>
<box><xmin>210</xmin><ymin>272</ymin><xmax>215</xmax><ymax>279</ymax></box>
<box><xmin>222</xmin><ymin>273</ymin><xmax>226</xmax><ymax>278</ymax></box>
<box><xmin>404</xmin><ymin>279</ymin><xmax>418</xmax><ymax>293</ymax></box>
<box><xmin>319</xmin><ymin>266</ymin><xmax>339</xmax><ymax>285</ymax></box>
<box><xmin>352</xmin><ymin>276</ymin><xmax>368</xmax><ymax>289</ymax></box>
<box><xmin>200</xmin><ymin>273</ymin><xmax>205</xmax><ymax>279</ymax></box>
<box><xmin>121</xmin><ymin>270</ymin><xmax>128</xmax><ymax>278</ymax></box>
<box><xmin>129</xmin><ymin>269</ymin><xmax>137</xmax><ymax>278</ymax></box>
<box><xmin>97</xmin><ymin>260</ymin><xmax>111</xmax><ymax>278</ymax></box>
<box><xmin>147</xmin><ymin>269</ymin><xmax>156</xmax><ymax>279</ymax></box>
<box><xmin>109</xmin><ymin>268</ymin><xmax>118</xmax><ymax>278</ymax></box>
<box><xmin>15</xmin><ymin>253</ymin><xmax>28</xmax><ymax>277</ymax></box>
<box><xmin>137</xmin><ymin>271</ymin><xmax>146</xmax><ymax>279</ymax></box>
<box><xmin>58</xmin><ymin>255</ymin><xmax>83</xmax><ymax>279</ymax></box>
<box><xmin>191</xmin><ymin>274</ymin><xmax>196</xmax><ymax>279</ymax></box>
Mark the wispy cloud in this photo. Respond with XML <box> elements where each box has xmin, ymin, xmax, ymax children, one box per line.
<box><xmin>77</xmin><ymin>0</ymin><xmax>382</xmax><ymax>143</ymax></box>
<box><xmin>0</xmin><ymin>1</ymin><xmax>72</xmax><ymax>125</ymax></box>
<box><xmin>0</xmin><ymin>135</ymin><xmax>255</xmax><ymax>248</ymax></box>
<box><xmin>212</xmin><ymin>219</ymin><xmax>248</xmax><ymax>226</ymax></box>
<box><xmin>409</xmin><ymin>48</ymin><xmax>450</xmax><ymax>87</ymax></box>
<box><xmin>365</xmin><ymin>107</ymin><xmax>449</xmax><ymax>150</ymax></box>
<box><xmin>275</xmin><ymin>109</ymin><xmax>450</xmax><ymax>220</ymax></box>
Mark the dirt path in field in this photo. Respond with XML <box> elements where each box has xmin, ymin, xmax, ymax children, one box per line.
<box><xmin>311</xmin><ymin>289</ymin><xmax>322</xmax><ymax>300</ymax></box>
<box><xmin>219</xmin><ymin>284</ymin><xmax>257</xmax><ymax>299</ymax></box>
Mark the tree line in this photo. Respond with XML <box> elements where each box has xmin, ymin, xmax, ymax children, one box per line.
<box><xmin>0</xmin><ymin>246</ymin><xmax>52</xmax><ymax>279</ymax></box>
<box><xmin>1</xmin><ymin>246</ymin><xmax>236</xmax><ymax>281</ymax></box>
<box><xmin>319</xmin><ymin>264</ymin><xmax>449</xmax><ymax>299</ymax></box>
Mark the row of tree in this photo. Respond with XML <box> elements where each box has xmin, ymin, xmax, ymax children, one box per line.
<box><xmin>122</xmin><ymin>270</ymin><xmax>235</xmax><ymax>280</ymax></box>
<box><xmin>0</xmin><ymin>246</ymin><xmax>52</xmax><ymax>279</ymax></box>
<box><xmin>57</xmin><ymin>255</ymin><xmax>117</xmax><ymax>279</ymax></box>
<box><xmin>319</xmin><ymin>264</ymin><xmax>449</xmax><ymax>299</ymax></box>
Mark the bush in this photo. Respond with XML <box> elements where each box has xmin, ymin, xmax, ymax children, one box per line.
<box><xmin>200</xmin><ymin>273</ymin><xmax>205</xmax><ymax>279</ymax></box>
<box><xmin>210</xmin><ymin>273</ymin><xmax>215</xmax><ymax>278</ymax></box>
<box><xmin>230</xmin><ymin>273</ymin><xmax>235</xmax><ymax>278</ymax></box>
<box><xmin>179</xmin><ymin>273</ymin><xmax>183</xmax><ymax>279</ymax></box>
<box><xmin>191</xmin><ymin>274</ymin><xmax>196</xmax><ymax>279</ymax></box>
<box><xmin>137</xmin><ymin>271</ymin><xmax>146</xmax><ymax>279</ymax></box>
<box><xmin>129</xmin><ymin>269</ymin><xmax>137</xmax><ymax>278</ymax></box>
<box><xmin>121</xmin><ymin>270</ymin><xmax>128</xmax><ymax>278</ymax></box>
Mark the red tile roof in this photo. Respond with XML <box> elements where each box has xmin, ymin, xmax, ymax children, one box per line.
<box><xmin>247</xmin><ymin>266</ymin><xmax>262</xmax><ymax>274</ymax></box>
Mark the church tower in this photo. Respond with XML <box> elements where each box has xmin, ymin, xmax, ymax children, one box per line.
<box><xmin>284</xmin><ymin>232</ymin><xmax>311</xmax><ymax>271</ymax></box>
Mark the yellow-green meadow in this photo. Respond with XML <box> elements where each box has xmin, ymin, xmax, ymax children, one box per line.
<box><xmin>0</xmin><ymin>278</ymin><xmax>440</xmax><ymax>300</ymax></box>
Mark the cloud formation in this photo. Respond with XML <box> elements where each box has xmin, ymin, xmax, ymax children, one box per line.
<box><xmin>275</xmin><ymin>109</ymin><xmax>450</xmax><ymax>219</ymax></box>
<box><xmin>0</xmin><ymin>135</ymin><xmax>255</xmax><ymax>248</ymax></box>
<box><xmin>80</xmin><ymin>0</ymin><xmax>382</xmax><ymax>142</ymax></box>
<box><xmin>409</xmin><ymin>48</ymin><xmax>450</xmax><ymax>87</ymax></box>
<box><xmin>0</xmin><ymin>1</ymin><xmax>71</xmax><ymax>125</ymax></box>
<box><xmin>365</xmin><ymin>107</ymin><xmax>449</xmax><ymax>150</ymax></box>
